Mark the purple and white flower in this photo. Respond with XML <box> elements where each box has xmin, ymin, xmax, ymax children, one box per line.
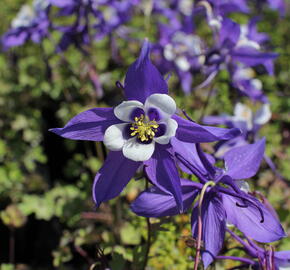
<box><xmin>50</xmin><ymin>40</ymin><xmax>240</xmax><ymax>209</ymax></box>
<box><xmin>2</xmin><ymin>0</ymin><xmax>50</xmax><ymax>49</ymax></box>
<box><xmin>203</xmin><ymin>102</ymin><xmax>271</xmax><ymax>158</ymax></box>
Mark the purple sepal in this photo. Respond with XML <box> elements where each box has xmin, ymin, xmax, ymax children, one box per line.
<box><xmin>49</xmin><ymin>108</ymin><xmax>121</xmax><ymax>141</ymax></box>
<box><xmin>171</xmin><ymin>137</ymin><xmax>215</xmax><ymax>176</ymax></box>
<box><xmin>222</xmin><ymin>193</ymin><xmax>286</xmax><ymax>243</ymax></box>
<box><xmin>173</xmin><ymin>115</ymin><xmax>241</xmax><ymax>143</ymax></box>
<box><xmin>191</xmin><ymin>193</ymin><xmax>226</xmax><ymax>268</ymax></box>
<box><xmin>274</xmin><ymin>251</ymin><xmax>290</xmax><ymax>268</ymax></box>
<box><xmin>49</xmin><ymin>0</ymin><xmax>75</xmax><ymax>8</ymax></box>
<box><xmin>2</xmin><ymin>29</ymin><xmax>29</xmax><ymax>49</ymax></box>
<box><xmin>202</xmin><ymin>115</ymin><xmax>229</xmax><ymax>126</ymax></box>
<box><xmin>232</xmin><ymin>47</ymin><xmax>278</xmax><ymax>75</ymax></box>
<box><xmin>219</xmin><ymin>18</ymin><xmax>241</xmax><ymax>49</ymax></box>
<box><xmin>124</xmin><ymin>39</ymin><xmax>168</xmax><ymax>103</ymax></box>
<box><xmin>224</xmin><ymin>138</ymin><xmax>265</xmax><ymax>179</ymax></box>
<box><xmin>93</xmin><ymin>151</ymin><xmax>141</xmax><ymax>207</ymax></box>
<box><xmin>144</xmin><ymin>144</ymin><xmax>183</xmax><ymax>212</ymax></box>
<box><xmin>131</xmin><ymin>179</ymin><xmax>199</xmax><ymax>217</ymax></box>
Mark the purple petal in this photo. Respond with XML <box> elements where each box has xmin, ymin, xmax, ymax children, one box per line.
<box><xmin>144</xmin><ymin>144</ymin><xmax>183</xmax><ymax>212</ymax></box>
<box><xmin>247</xmin><ymin>17</ymin><xmax>269</xmax><ymax>44</ymax></box>
<box><xmin>173</xmin><ymin>115</ymin><xmax>241</xmax><ymax>143</ymax></box>
<box><xmin>275</xmin><ymin>251</ymin><xmax>290</xmax><ymax>268</ymax></box>
<box><xmin>2</xmin><ymin>30</ymin><xmax>28</xmax><ymax>49</ymax></box>
<box><xmin>232</xmin><ymin>47</ymin><xmax>278</xmax><ymax>75</ymax></box>
<box><xmin>224</xmin><ymin>138</ymin><xmax>265</xmax><ymax>179</ymax></box>
<box><xmin>218</xmin><ymin>1</ymin><xmax>249</xmax><ymax>14</ymax></box>
<box><xmin>49</xmin><ymin>0</ymin><xmax>75</xmax><ymax>8</ymax></box>
<box><xmin>171</xmin><ymin>137</ymin><xmax>215</xmax><ymax>176</ymax></box>
<box><xmin>214</xmin><ymin>136</ymin><xmax>248</xmax><ymax>159</ymax></box>
<box><xmin>124</xmin><ymin>39</ymin><xmax>168</xmax><ymax>103</ymax></box>
<box><xmin>222</xmin><ymin>193</ymin><xmax>286</xmax><ymax>243</ymax></box>
<box><xmin>196</xmin><ymin>144</ymin><xmax>216</xmax><ymax>178</ymax></box>
<box><xmin>191</xmin><ymin>193</ymin><xmax>226</xmax><ymax>268</ymax></box>
<box><xmin>180</xmin><ymin>71</ymin><xmax>193</xmax><ymax>94</ymax></box>
<box><xmin>93</xmin><ymin>151</ymin><xmax>141</xmax><ymax>206</ymax></box>
<box><xmin>202</xmin><ymin>115</ymin><xmax>229</xmax><ymax>126</ymax></box>
<box><xmin>131</xmin><ymin>179</ymin><xmax>199</xmax><ymax>217</ymax></box>
<box><xmin>219</xmin><ymin>18</ymin><xmax>241</xmax><ymax>49</ymax></box>
<box><xmin>50</xmin><ymin>108</ymin><xmax>121</xmax><ymax>141</ymax></box>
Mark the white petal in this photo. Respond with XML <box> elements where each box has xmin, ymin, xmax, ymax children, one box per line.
<box><xmin>103</xmin><ymin>123</ymin><xmax>127</xmax><ymax>151</ymax></box>
<box><xmin>251</xmin><ymin>78</ymin><xmax>262</xmax><ymax>90</ymax></box>
<box><xmin>164</xmin><ymin>44</ymin><xmax>175</xmax><ymax>61</ymax></box>
<box><xmin>154</xmin><ymin>118</ymin><xmax>178</xmax><ymax>145</ymax></box>
<box><xmin>123</xmin><ymin>138</ymin><xmax>155</xmax><ymax>162</ymax></box>
<box><xmin>279</xmin><ymin>267</ymin><xmax>290</xmax><ymax>270</ymax></box>
<box><xmin>175</xmin><ymin>56</ymin><xmax>190</xmax><ymax>72</ymax></box>
<box><xmin>254</xmin><ymin>104</ymin><xmax>271</xmax><ymax>125</ymax></box>
<box><xmin>236</xmin><ymin>39</ymin><xmax>260</xmax><ymax>50</ymax></box>
<box><xmin>144</xmin><ymin>94</ymin><xmax>176</xmax><ymax>120</ymax></box>
<box><xmin>233</xmin><ymin>103</ymin><xmax>253</xmax><ymax>130</ymax></box>
<box><xmin>114</xmin><ymin>100</ymin><xmax>143</xmax><ymax>122</ymax></box>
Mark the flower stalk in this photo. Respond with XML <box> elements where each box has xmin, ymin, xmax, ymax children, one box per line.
<box><xmin>194</xmin><ymin>181</ymin><xmax>216</xmax><ymax>270</ymax></box>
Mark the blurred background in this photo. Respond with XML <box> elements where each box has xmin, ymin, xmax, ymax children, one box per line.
<box><xmin>0</xmin><ymin>0</ymin><xmax>289</xmax><ymax>269</ymax></box>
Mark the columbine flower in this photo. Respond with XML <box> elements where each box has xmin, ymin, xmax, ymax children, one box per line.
<box><xmin>231</xmin><ymin>66</ymin><xmax>268</xmax><ymax>103</ymax></box>
<box><xmin>201</xmin><ymin>17</ymin><xmax>277</xmax><ymax>89</ymax></box>
<box><xmin>156</xmin><ymin>23</ymin><xmax>205</xmax><ymax>93</ymax></box>
<box><xmin>50</xmin><ymin>40</ymin><xmax>240</xmax><ymax>209</ymax></box>
<box><xmin>203</xmin><ymin>102</ymin><xmax>271</xmax><ymax>157</ymax></box>
<box><xmin>150</xmin><ymin>0</ymin><xmax>206</xmax><ymax>94</ymax></box>
<box><xmin>50</xmin><ymin>0</ymin><xmax>139</xmax><ymax>51</ymax></box>
<box><xmin>1</xmin><ymin>0</ymin><xmax>50</xmax><ymax>50</ymax></box>
<box><xmin>132</xmin><ymin>139</ymin><xmax>285</xmax><ymax>268</ymax></box>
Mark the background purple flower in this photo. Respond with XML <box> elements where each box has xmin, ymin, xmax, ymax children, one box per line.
<box><xmin>2</xmin><ymin>0</ymin><xmax>50</xmax><ymax>49</ymax></box>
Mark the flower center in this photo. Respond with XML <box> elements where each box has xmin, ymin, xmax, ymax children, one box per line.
<box><xmin>130</xmin><ymin>115</ymin><xmax>159</xmax><ymax>142</ymax></box>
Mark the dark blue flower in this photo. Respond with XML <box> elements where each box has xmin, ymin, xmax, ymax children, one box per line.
<box><xmin>203</xmin><ymin>102</ymin><xmax>271</xmax><ymax>157</ymax></box>
<box><xmin>132</xmin><ymin>139</ymin><xmax>285</xmax><ymax>268</ymax></box>
<box><xmin>50</xmin><ymin>40</ymin><xmax>240</xmax><ymax>210</ymax></box>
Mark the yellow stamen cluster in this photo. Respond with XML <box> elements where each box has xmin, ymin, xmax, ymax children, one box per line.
<box><xmin>130</xmin><ymin>115</ymin><xmax>159</xmax><ymax>142</ymax></box>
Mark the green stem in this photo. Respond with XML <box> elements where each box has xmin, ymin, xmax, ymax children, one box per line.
<box><xmin>193</xmin><ymin>181</ymin><xmax>216</xmax><ymax>270</ymax></box>
<box><xmin>142</xmin><ymin>178</ymin><xmax>152</xmax><ymax>270</ymax></box>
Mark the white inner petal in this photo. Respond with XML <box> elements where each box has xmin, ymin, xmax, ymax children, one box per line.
<box><xmin>114</xmin><ymin>100</ymin><xmax>144</xmax><ymax>122</ymax></box>
<box><xmin>12</xmin><ymin>5</ymin><xmax>35</xmax><ymax>28</ymax></box>
<box><xmin>33</xmin><ymin>0</ymin><xmax>49</xmax><ymax>11</ymax></box>
<box><xmin>233</xmin><ymin>103</ymin><xmax>253</xmax><ymax>130</ymax></box>
<box><xmin>164</xmin><ymin>44</ymin><xmax>175</xmax><ymax>61</ymax></box>
<box><xmin>279</xmin><ymin>265</ymin><xmax>290</xmax><ymax>270</ymax></box>
<box><xmin>254</xmin><ymin>103</ymin><xmax>271</xmax><ymax>125</ymax></box>
<box><xmin>251</xmin><ymin>78</ymin><xmax>262</xmax><ymax>90</ymax></box>
<box><xmin>154</xmin><ymin>118</ymin><xmax>178</xmax><ymax>145</ymax></box>
<box><xmin>144</xmin><ymin>94</ymin><xmax>176</xmax><ymax>120</ymax></box>
<box><xmin>122</xmin><ymin>138</ymin><xmax>155</xmax><ymax>162</ymax></box>
<box><xmin>175</xmin><ymin>56</ymin><xmax>190</xmax><ymax>72</ymax></box>
<box><xmin>178</xmin><ymin>0</ymin><xmax>193</xmax><ymax>16</ymax></box>
<box><xmin>234</xmin><ymin>67</ymin><xmax>254</xmax><ymax>80</ymax></box>
<box><xmin>103</xmin><ymin>123</ymin><xmax>127</xmax><ymax>151</ymax></box>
